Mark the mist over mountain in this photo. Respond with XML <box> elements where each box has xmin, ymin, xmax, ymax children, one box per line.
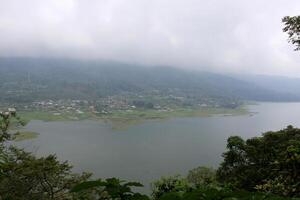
<box><xmin>0</xmin><ymin>57</ymin><xmax>299</xmax><ymax>104</ymax></box>
<box><xmin>1</xmin><ymin>0</ymin><xmax>300</xmax><ymax>77</ymax></box>
<box><xmin>233</xmin><ymin>74</ymin><xmax>300</xmax><ymax>97</ymax></box>
<box><xmin>1</xmin><ymin>0</ymin><xmax>300</xmax><ymax>198</ymax></box>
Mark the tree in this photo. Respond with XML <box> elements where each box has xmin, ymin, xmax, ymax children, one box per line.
<box><xmin>71</xmin><ymin>178</ymin><xmax>149</xmax><ymax>200</ymax></box>
<box><xmin>0</xmin><ymin>110</ymin><xmax>92</xmax><ymax>199</ymax></box>
<box><xmin>217</xmin><ymin>126</ymin><xmax>300</xmax><ymax>197</ymax></box>
<box><xmin>0</xmin><ymin>108</ymin><xmax>24</xmax><ymax>178</ymax></box>
<box><xmin>155</xmin><ymin>187</ymin><xmax>296</xmax><ymax>200</ymax></box>
<box><xmin>0</xmin><ymin>147</ymin><xmax>92</xmax><ymax>200</ymax></box>
<box><xmin>282</xmin><ymin>16</ymin><xmax>300</xmax><ymax>51</ymax></box>
<box><xmin>187</xmin><ymin>166</ymin><xmax>217</xmax><ymax>188</ymax></box>
<box><xmin>151</xmin><ymin>175</ymin><xmax>191</xmax><ymax>200</ymax></box>
<box><xmin>0</xmin><ymin>108</ymin><xmax>24</xmax><ymax>142</ymax></box>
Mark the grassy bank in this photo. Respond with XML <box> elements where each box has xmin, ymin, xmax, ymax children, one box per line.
<box><xmin>103</xmin><ymin>107</ymin><xmax>248</xmax><ymax>129</ymax></box>
<box><xmin>19</xmin><ymin>111</ymin><xmax>95</xmax><ymax>124</ymax></box>
<box><xmin>14</xmin><ymin>131</ymin><xmax>39</xmax><ymax>141</ymax></box>
<box><xmin>18</xmin><ymin>106</ymin><xmax>248</xmax><ymax>130</ymax></box>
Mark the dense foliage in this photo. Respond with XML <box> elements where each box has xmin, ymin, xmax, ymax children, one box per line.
<box><xmin>71</xmin><ymin>178</ymin><xmax>149</xmax><ymax>200</ymax></box>
<box><xmin>217</xmin><ymin>126</ymin><xmax>300</xmax><ymax>197</ymax></box>
<box><xmin>0</xmin><ymin>110</ymin><xmax>92</xmax><ymax>199</ymax></box>
<box><xmin>0</xmin><ymin>147</ymin><xmax>92</xmax><ymax>200</ymax></box>
<box><xmin>151</xmin><ymin>175</ymin><xmax>191</xmax><ymax>200</ymax></box>
<box><xmin>72</xmin><ymin>176</ymin><xmax>298</xmax><ymax>200</ymax></box>
<box><xmin>149</xmin><ymin>175</ymin><xmax>298</xmax><ymax>200</ymax></box>
<box><xmin>187</xmin><ymin>166</ymin><xmax>217</xmax><ymax>188</ymax></box>
<box><xmin>154</xmin><ymin>185</ymin><xmax>297</xmax><ymax>200</ymax></box>
<box><xmin>0</xmin><ymin>109</ymin><xmax>25</xmax><ymax>142</ymax></box>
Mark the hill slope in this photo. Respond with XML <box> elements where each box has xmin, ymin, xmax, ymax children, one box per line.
<box><xmin>0</xmin><ymin>57</ymin><xmax>298</xmax><ymax>104</ymax></box>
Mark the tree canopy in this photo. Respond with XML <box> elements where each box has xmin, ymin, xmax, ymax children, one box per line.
<box><xmin>0</xmin><ymin>110</ymin><xmax>92</xmax><ymax>199</ymax></box>
<box><xmin>217</xmin><ymin>125</ymin><xmax>300</xmax><ymax>197</ymax></box>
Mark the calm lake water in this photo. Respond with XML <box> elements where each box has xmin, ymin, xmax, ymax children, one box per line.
<box><xmin>18</xmin><ymin>102</ymin><xmax>300</xmax><ymax>191</ymax></box>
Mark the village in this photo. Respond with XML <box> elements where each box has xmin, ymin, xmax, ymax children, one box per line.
<box><xmin>0</xmin><ymin>93</ymin><xmax>239</xmax><ymax>117</ymax></box>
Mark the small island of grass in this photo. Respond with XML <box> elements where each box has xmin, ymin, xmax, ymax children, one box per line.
<box><xmin>14</xmin><ymin>131</ymin><xmax>39</xmax><ymax>142</ymax></box>
<box><xmin>18</xmin><ymin>105</ymin><xmax>249</xmax><ymax>130</ymax></box>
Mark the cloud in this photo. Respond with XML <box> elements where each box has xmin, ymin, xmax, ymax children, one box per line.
<box><xmin>0</xmin><ymin>0</ymin><xmax>300</xmax><ymax>76</ymax></box>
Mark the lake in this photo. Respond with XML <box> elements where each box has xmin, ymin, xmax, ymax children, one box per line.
<box><xmin>18</xmin><ymin>102</ymin><xmax>300</xmax><ymax>192</ymax></box>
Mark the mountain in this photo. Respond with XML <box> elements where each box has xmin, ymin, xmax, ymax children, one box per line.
<box><xmin>233</xmin><ymin>74</ymin><xmax>300</xmax><ymax>97</ymax></box>
<box><xmin>0</xmin><ymin>57</ymin><xmax>299</xmax><ymax>104</ymax></box>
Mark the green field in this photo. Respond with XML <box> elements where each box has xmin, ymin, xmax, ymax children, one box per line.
<box><xmin>18</xmin><ymin>106</ymin><xmax>248</xmax><ymax>130</ymax></box>
<box><xmin>14</xmin><ymin>131</ymin><xmax>39</xmax><ymax>141</ymax></box>
<box><xmin>19</xmin><ymin>111</ymin><xmax>95</xmax><ymax>124</ymax></box>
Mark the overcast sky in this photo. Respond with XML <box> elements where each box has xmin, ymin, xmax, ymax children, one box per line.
<box><xmin>0</xmin><ymin>0</ymin><xmax>299</xmax><ymax>76</ymax></box>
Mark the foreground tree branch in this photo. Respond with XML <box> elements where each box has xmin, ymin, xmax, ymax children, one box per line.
<box><xmin>283</xmin><ymin>15</ymin><xmax>300</xmax><ymax>51</ymax></box>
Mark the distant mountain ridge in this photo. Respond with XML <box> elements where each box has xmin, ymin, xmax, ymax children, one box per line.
<box><xmin>0</xmin><ymin>57</ymin><xmax>299</xmax><ymax>103</ymax></box>
<box><xmin>233</xmin><ymin>74</ymin><xmax>300</xmax><ymax>97</ymax></box>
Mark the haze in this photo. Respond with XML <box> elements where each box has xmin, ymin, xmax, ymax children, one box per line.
<box><xmin>0</xmin><ymin>0</ymin><xmax>300</xmax><ymax>76</ymax></box>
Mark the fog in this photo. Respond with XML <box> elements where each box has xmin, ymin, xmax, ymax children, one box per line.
<box><xmin>0</xmin><ymin>0</ymin><xmax>300</xmax><ymax>76</ymax></box>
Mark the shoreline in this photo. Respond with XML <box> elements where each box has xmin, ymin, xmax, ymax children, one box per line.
<box><xmin>19</xmin><ymin>106</ymin><xmax>249</xmax><ymax>130</ymax></box>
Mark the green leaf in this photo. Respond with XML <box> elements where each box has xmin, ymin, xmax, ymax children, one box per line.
<box><xmin>71</xmin><ymin>180</ymin><xmax>105</xmax><ymax>192</ymax></box>
<box><xmin>124</xmin><ymin>181</ymin><xmax>144</xmax><ymax>187</ymax></box>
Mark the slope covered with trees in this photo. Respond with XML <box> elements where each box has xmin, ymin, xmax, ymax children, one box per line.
<box><xmin>0</xmin><ymin>57</ymin><xmax>298</xmax><ymax>104</ymax></box>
